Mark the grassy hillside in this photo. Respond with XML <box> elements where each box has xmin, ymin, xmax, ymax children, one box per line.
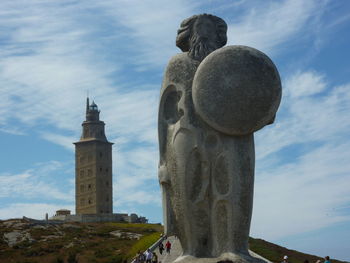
<box><xmin>249</xmin><ymin>237</ymin><xmax>347</xmax><ymax>263</ymax></box>
<box><xmin>0</xmin><ymin>219</ymin><xmax>162</xmax><ymax>263</ymax></box>
<box><xmin>1</xmin><ymin>219</ymin><xmax>347</xmax><ymax>263</ymax></box>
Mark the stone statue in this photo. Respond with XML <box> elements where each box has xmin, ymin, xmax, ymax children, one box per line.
<box><xmin>158</xmin><ymin>14</ymin><xmax>281</xmax><ymax>263</ymax></box>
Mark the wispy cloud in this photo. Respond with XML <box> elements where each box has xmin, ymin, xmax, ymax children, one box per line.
<box><xmin>228</xmin><ymin>0</ymin><xmax>326</xmax><ymax>54</ymax></box>
<box><xmin>0</xmin><ymin>161</ymin><xmax>74</xmax><ymax>205</ymax></box>
<box><xmin>253</xmin><ymin>141</ymin><xmax>350</xmax><ymax>239</ymax></box>
<box><xmin>251</xmin><ymin>70</ymin><xmax>350</xmax><ymax>240</ymax></box>
<box><xmin>96</xmin><ymin>0</ymin><xmax>196</xmax><ymax>69</ymax></box>
<box><xmin>255</xmin><ymin>71</ymin><xmax>350</xmax><ymax>160</ymax></box>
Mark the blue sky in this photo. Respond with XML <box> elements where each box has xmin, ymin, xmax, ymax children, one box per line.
<box><xmin>0</xmin><ymin>0</ymin><xmax>349</xmax><ymax>261</ymax></box>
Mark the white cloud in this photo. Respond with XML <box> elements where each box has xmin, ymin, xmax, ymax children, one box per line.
<box><xmin>284</xmin><ymin>71</ymin><xmax>327</xmax><ymax>98</ymax></box>
<box><xmin>252</xmin><ymin>141</ymin><xmax>350</xmax><ymax>240</ymax></box>
<box><xmin>0</xmin><ymin>203</ymin><xmax>74</xmax><ymax>220</ymax></box>
<box><xmin>41</xmin><ymin>132</ymin><xmax>75</xmax><ymax>151</ymax></box>
<box><xmin>0</xmin><ymin>126</ymin><xmax>26</xmax><ymax>135</ymax></box>
<box><xmin>255</xmin><ymin>72</ymin><xmax>350</xmax><ymax>160</ymax></box>
<box><xmin>113</xmin><ymin>145</ymin><xmax>160</xmax><ymax>208</ymax></box>
<box><xmin>229</xmin><ymin>0</ymin><xmax>325</xmax><ymax>54</ymax></box>
<box><xmin>0</xmin><ymin>161</ymin><xmax>73</xmax><ymax>202</ymax></box>
<box><xmin>251</xmin><ymin>70</ymin><xmax>350</xmax><ymax>240</ymax></box>
<box><xmin>97</xmin><ymin>0</ymin><xmax>195</xmax><ymax>68</ymax></box>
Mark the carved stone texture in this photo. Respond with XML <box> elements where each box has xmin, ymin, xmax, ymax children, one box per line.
<box><xmin>158</xmin><ymin>13</ymin><xmax>281</xmax><ymax>263</ymax></box>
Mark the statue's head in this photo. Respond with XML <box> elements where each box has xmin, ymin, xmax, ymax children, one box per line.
<box><xmin>176</xmin><ymin>14</ymin><xmax>227</xmax><ymax>62</ymax></box>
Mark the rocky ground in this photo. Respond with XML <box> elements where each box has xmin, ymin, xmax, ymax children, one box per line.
<box><xmin>0</xmin><ymin>218</ymin><xmax>162</xmax><ymax>263</ymax></box>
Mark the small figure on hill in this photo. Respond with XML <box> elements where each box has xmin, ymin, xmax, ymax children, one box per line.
<box><xmin>159</xmin><ymin>242</ymin><xmax>164</xmax><ymax>255</ymax></box>
<box><xmin>135</xmin><ymin>250</ymin><xmax>144</xmax><ymax>263</ymax></box>
<box><xmin>281</xmin><ymin>255</ymin><xmax>289</xmax><ymax>263</ymax></box>
<box><xmin>152</xmin><ymin>252</ymin><xmax>158</xmax><ymax>263</ymax></box>
<box><xmin>141</xmin><ymin>251</ymin><xmax>147</xmax><ymax>263</ymax></box>
<box><xmin>145</xmin><ymin>249</ymin><xmax>153</xmax><ymax>263</ymax></box>
<box><xmin>165</xmin><ymin>240</ymin><xmax>171</xmax><ymax>254</ymax></box>
<box><xmin>324</xmin><ymin>256</ymin><xmax>331</xmax><ymax>263</ymax></box>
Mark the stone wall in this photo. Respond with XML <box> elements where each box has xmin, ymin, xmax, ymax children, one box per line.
<box><xmin>49</xmin><ymin>213</ymin><xmax>148</xmax><ymax>223</ymax></box>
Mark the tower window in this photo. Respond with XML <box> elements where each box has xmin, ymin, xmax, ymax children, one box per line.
<box><xmin>88</xmin><ymin>184</ymin><xmax>92</xmax><ymax>190</ymax></box>
<box><xmin>100</xmin><ymin>167</ymin><xmax>102</xmax><ymax>172</ymax></box>
<box><xmin>100</xmin><ymin>152</ymin><xmax>103</xmax><ymax>158</ymax></box>
<box><xmin>106</xmin><ymin>181</ymin><xmax>109</xmax><ymax>186</ymax></box>
<box><xmin>88</xmin><ymin>198</ymin><xmax>92</xmax><ymax>204</ymax></box>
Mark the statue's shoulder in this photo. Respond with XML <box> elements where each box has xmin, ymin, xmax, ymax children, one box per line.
<box><xmin>166</xmin><ymin>52</ymin><xmax>196</xmax><ymax>70</ymax></box>
<box><xmin>163</xmin><ymin>52</ymin><xmax>198</xmax><ymax>86</ymax></box>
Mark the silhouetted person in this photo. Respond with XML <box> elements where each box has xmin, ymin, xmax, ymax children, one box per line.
<box><xmin>159</xmin><ymin>242</ymin><xmax>164</xmax><ymax>255</ymax></box>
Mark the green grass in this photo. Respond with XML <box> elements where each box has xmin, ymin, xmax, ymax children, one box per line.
<box><xmin>107</xmin><ymin>223</ymin><xmax>162</xmax><ymax>233</ymax></box>
<box><xmin>126</xmin><ymin>232</ymin><xmax>162</xmax><ymax>260</ymax></box>
<box><xmin>249</xmin><ymin>238</ymin><xmax>347</xmax><ymax>263</ymax></box>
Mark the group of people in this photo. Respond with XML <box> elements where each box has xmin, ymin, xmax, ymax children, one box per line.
<box><xmin>281</xmin><ymin>255</ymin><xmax>332</xmax><ymax>263</ymax></box>
<box><xmin>134</xmin><ymin>249</ymin><xmax>158</xmax><ymax>263</ymax></box>
<box><xmin>158</xmin><ymin>240</ymin><xmax>172</xmax><ymax>255</ymax></box>
<box><xmin>136</xmin><ymin>244</ymin><xmax>333</xmax><ymax>263</ymax></box>
<box><xmin>133</xmin><ymin>239</ymin><xmax>172</xmax><ymax>263</ymax></box>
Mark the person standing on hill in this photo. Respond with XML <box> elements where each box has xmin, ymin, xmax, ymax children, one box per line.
<box><xmin>135</xmin><ymin>251</ymin><xmax>144</xmax><ymax>263</ymax></box>
<box><xmin>165</xmin><ymin>240</ymin><xmax>171</xmax><ymax>254</ymax></box>
<box><xmin>152</xmin><ymin>252</ymin><xmax>158</xmax><ymax>263</ymax></box>
<box><xmin>324</xmin><ymin>256</ymin><xmax>331</xmax><ymax>263</ymax></box>
<box><xmin>159</xmin><ymin>242</ymin><xmax>164</xmax><ymax>255</ymax></box>
<box><xmin>281</xmin><ymin>255</ymin><xmax>289</xmax><ymax>263</ymax></box>
<box><xmin>145</xmin><ymin>249</ymin><xmax>153</xmax><ymax>263</ymax></box>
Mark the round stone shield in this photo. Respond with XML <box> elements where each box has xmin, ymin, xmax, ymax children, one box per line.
<box><xmin>192</xmin><ymin>45</ymin><xmax>282</xmax><ymax>135</ymax></box>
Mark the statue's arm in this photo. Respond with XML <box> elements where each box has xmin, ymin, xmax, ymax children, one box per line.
<box><xmin>158</xmin><ymin>55</ymin><xmax>186</xmax><ymax>236</ymax></box>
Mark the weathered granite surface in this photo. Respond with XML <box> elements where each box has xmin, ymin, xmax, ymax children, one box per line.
<box><xmin>158</xmin><ymin>14</ymin><xmax>281</xmax><ymax>263</ymax></box>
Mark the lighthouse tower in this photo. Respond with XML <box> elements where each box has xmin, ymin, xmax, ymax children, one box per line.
<box><xmin>74</xmin><ymin>98</ymin><xmax>113</xmax><ymax>215</ymax></box>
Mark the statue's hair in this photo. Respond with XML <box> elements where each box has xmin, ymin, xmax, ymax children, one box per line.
<box><xmin>176</xmin><ymin>14</ymin><xmax>227</xmax><ymax>52</ymax></box>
